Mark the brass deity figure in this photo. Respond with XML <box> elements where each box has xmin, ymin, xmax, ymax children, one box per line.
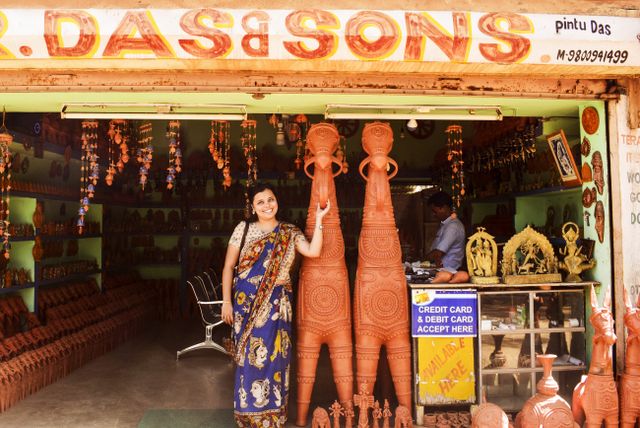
<box><xmin>558</xmin><ymin>222</ymin><xmax>596</xmax><ymax>282</ymax></box>
<box><xmin>466</xmin><ymin>227</ymin><xmax>499</xmax><ymax>284</ymax></box>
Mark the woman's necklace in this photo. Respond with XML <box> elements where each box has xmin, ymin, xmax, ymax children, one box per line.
<box><xmin>256</xmin><ymin>220</ymin><xmax>279</xmax><ymax>234</ymax></box>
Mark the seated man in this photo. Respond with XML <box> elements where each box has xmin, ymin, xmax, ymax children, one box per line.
<box><xmin>425</xmin><ymin>191</ymin><xmax>469</xmax><ymax>283</ymax></box>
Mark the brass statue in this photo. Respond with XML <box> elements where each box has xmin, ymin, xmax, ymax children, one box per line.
<box><xmin>558</xmin><ymin>222</ymin><xmax>596</xmax><ymax>282</ymax></box>
<box><xmin>466</xmin><ymin>227</ymin><xmax>499</xmax><ymax>284</ymax></box>
<box><xmin>501</xmin><ymin>226</ymin><xmax>562</xmax><ymax>284</ymax></box>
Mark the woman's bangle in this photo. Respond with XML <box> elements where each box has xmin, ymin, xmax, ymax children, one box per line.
<box><xmin>223</xmin><ymin>300</ymin><xmax>232</xmax><ymax>304</ymax></box>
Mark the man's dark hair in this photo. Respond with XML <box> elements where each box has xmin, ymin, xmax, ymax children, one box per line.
<box><xmin>427</xmin><ymin>191</ymin><xmax>453</xmax><ymax>209</ymax></box>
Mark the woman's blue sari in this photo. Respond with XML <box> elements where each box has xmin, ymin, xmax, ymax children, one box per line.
<box><xmin>233</xmin><ymin>223</ymin><xmax>295</xmax><ymax>427</ymax></box>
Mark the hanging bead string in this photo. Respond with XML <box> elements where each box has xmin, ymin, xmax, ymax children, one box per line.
<box><xmin>78</xmin><ymin>120</ymin><xmax>99</xmax><ymax>235</ymax></box>
<box><xmin>166</xmin><ymin>120</ymin><xmax>182</xmax><ymax>190</ymax></box>
<box><xmin>445</xmin><ymin>125</ymin><xmax>465</xmax><ymax>209</ymax></box>
<box><xmin>0</xmin><ymin>108</ymin><xmax>13</xmax><ymax>259</ymax></box>
<box><xmin>241</xmin><ymin>119</ymin><xmax>258</xmax><ymax>190</ymax></box>
<box><xmin>137</xmin><ymin>122</ymin><xmax>153</xmax><ymax>190</ymax></box>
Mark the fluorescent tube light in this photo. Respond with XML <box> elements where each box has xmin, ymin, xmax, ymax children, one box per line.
<box><xmin>61</xmin><ymin>103</ymin><xmax>248</xmax><ymax>121</ymax></box>
<box><xmin>324</xmin><ymin>104</ymin><xmax>503</xmax><ymax>121</ymax></box>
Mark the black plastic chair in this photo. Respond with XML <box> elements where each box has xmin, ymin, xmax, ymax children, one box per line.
<box><xmin>176</xmin><ymin>272</ymin><xmax>229</xmax><ymax>359</ymax></box>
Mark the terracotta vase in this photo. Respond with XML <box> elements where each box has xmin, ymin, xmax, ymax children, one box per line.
<box><xmin>514</xmin><ymin>354</ymin><xmax>577</xmax><ymax>428</ymax></box>
<box><xmin>354</xmin><ymin>122</ymin><xmax>412</xmax><ymax>408</ymax></box>
<box><xmin>572</xmin><ymin>285</ymin><xmax>618</xmax><ymax>427</ymax></box>
<box><xmin>296</xmin><ymin>123</ymin><xmax>353</xmax><ymax>426</ymax></box>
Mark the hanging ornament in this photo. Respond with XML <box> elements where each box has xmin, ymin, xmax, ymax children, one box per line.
<box><xmin>105</xmin><ymin>119</ymin><xmax>126</xmax><ymax>185</ymax></box>
<box><xmin>0</xmin><ymin>109</ymin><xmax>12</xmax><ymax>259</ymax></box>
<box><xmin>445</xmin><ymin>125</ymin><xmax>465</xmax><ymax>208</ymax></box>
<box><xmin>292</xmin><ymin>114</ymin><xmax>309</xmax><ymax>170</ymax></box>
<box><xmin>209</xmin><ymin>120</ymin><xmax>229</xmax><ymax>170</ymax></box>
<box><xmin>339</xmin><ymin>135</ymin><xmax>349</xmax><ymax>174</ymax></box>
<box><xmin>241</xmin><ymin>119</ymin><xmax>258</xmax><ymax>188</ymax></box>
<box><xmin>137</xmin><ymin>122</ymin><xmax>153</xmax><ymax>190</ymax></box>
<box><xmin>79</xmin><ymin>120</ymin><xmax>99</xmax><ymax>235</ymax></box>
<box><xmin>166</xmin><ymin>120</ymin><xmax>182</xmax><ymax>190</ymax></box>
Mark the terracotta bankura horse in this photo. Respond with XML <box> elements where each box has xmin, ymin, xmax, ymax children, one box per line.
<box><xmin>572</xmin><ymin>285</ymin><xmax>618</xmax><ymax>427</ymax></box>
<box><xmin>622</xmin><ymin>288</ymin><xmax>640</xmax><ymax>428</ymax></box>
<box><xmin>354</xmin><ymin>122</ymin><xmax>412</xmax><ymax>408</ymax></box>
<box><xmin>296</xmin><ymin>123</ymin><xmax>353</xmax><ymax>426</ymax></box>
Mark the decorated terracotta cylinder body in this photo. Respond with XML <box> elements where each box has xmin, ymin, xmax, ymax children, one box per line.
<box><xmin>296</xmin><ymin>123</ymin><xmax>353</xmax><ymax>427</ymax></box>
<box><xmin>354</xmin><ymin>122</ymin><xmax>412</xmax><ymax>408</ymax></box>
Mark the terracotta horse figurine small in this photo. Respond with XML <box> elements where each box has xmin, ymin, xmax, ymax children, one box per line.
<box><xmin>296</xmin><ymin>123</ymin><xmax>353</xmax><ymax>426</ymax></box>
<box><xmin>572</xmin><ymin>285</ymin><xmax>618</xmax><ymax>427</ymax></box>
<box><xmin>621</xmin><ymin>288</ymin><xmax>640</xmax><ymax>427</ymax></box>
<box><xmin>354</xmin><ymin>122</ymin><xmax>412</xmax><ymax>408</ymax></box>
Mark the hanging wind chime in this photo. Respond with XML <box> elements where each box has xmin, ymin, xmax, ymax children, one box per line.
<box><xmin>241</xmin><ymin>119</ymin><xmax>258</xmax><ymax>188</ymax></box>
<box><xmin>166</xmin><ymin>120</ymin><xmax>182</xmax><ymax>190</ymax></box>
<box><xmin>336</xmin><ymin>135</ymin><xmax>349</xmax><ymax>174</ymax></box>
<box><xmin>293</xmin><ymin>114</ymin><xmax>308</xmax><ymax>170</ymax></box>
<box><xmin>105</xmin><ymin>119</ymin><xmax>128</xmax><ymax>185</ymax></box>
<box><xmin>136</xmin><ymin>122</ymin><xmax>153</xmax><ymax>190</ymax></box>
<box><xmin>79</xmin><ymin>120</ymin><xmax>99</xmax><ymax>235</ymax></box>
<box><xmin>210</xmin><ymin>120</ymin><xmax>232</xmax><ymax>190</ymax></box>
<box><xmin>0</xmin><ymin>109</ymin><xmax>13</xmax><ymax>259</ymax></box>
<box><xmin>445</xmin><ymin>124</ymin><xmax>465</xmax><ymax>208</ymax></box>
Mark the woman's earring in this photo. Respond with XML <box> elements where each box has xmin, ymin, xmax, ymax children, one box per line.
<box><xmin>252</xmin><ymin>209</ymin><xmax>255</xmax><ymax>215</ymax></box>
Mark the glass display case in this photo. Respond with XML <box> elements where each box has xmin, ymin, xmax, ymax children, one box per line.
<box><xmin>478</xmin><ymin>286</ymin><xmax>587</xmax><ymax>411</ymax></box>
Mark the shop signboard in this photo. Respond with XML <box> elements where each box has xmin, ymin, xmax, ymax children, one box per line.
<box><xmin>0</xmin><ymin>9</ymin><xmax>637</xmax><ymax>67</ymax></box>
<box><xmin>615</xmin><ymin>97</ymin><xmax>640</xmax><ymax>302</ymax></box>
<box><xmin>412</xmin><ymin>289</ymin><xmax>477</xmax><ymax>405</ymax></box>
<box><xmin>411</xmin><ymin>289</ymin><xmax>477</xmax><ymax>337</ymax></box>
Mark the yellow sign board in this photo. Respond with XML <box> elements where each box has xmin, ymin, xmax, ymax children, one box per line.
<box><xmin>417</xmin><ymin>336</ymin><xmax>475</xmax><ymax>405</ymax></box>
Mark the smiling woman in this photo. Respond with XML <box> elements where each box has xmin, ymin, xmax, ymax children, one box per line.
<box><xmin>218</xmin><ymin>182</ymin><xmax>330</xmax><ymax>427</ymax></box>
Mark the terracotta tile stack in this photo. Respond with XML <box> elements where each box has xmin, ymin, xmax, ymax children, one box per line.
<box><xmin>0</xmin><ymin>274</ymin><xmax>158</xmax><ymax>413</ymax></box>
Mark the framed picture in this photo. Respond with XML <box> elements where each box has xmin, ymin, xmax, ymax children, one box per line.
<box><xmin>546</xmin><ymin>130</ymin><xmax>582</xmax><ymax>187</ymax></box>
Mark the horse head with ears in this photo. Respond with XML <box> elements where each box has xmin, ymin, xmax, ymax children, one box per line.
<box><xmin>624</xmin><ymin>288</ymin><xmax>640</xmax><ymax>375</ymax></box>
<box><xmin>588</xmin><ymin>284</ymin><xmax>616</xmax><ymax>375</ymax></box>
<box><xmin>572</xmin><ymin>285</ymin><xmax>619</xmax><ymax>427</ymax></box>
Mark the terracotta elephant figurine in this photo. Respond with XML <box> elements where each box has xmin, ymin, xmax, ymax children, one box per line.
<box><xmin>621</xmin><ymin>288</ymin><xmax>640</xmax><ymax>428</ymax></box>
<box><xmin>354</xmin><ymin>122</ymin><xmax>412</xmax><ymax>408</ymax></box>
<box><xmin>394</xmin><ymin>405</ymin><xmax>413</xmax><ymax>428</ymax></box>
<box><xmin>572</xmin><ymin>285</ymin><xmax>618</xmax><ymax>427</ymax></box>
<box><xmin>311</xmin><ymin>407</ymin><xmax>331</xmax><ymax>428</ymax></box>
<box><xmin>296</xmin><ymin>123</ymin><xmax>353</xmax><ymax>426</ymax></box>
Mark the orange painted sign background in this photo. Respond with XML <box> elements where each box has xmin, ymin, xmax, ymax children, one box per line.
<box><xmin>417</xmin><ymin>337</ymin><xmax>476</xmax><ymax>405</ymax></box>
<box><xmin>0</xmin><ymin>9</ymin><xmax>637</xmax><ymax>66</ymax></box>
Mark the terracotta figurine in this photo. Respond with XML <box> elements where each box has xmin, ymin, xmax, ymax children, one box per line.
<box><xmin>296</xmin><ymin>123</ymin><xmax>354</xmax><ymax>426</ymax></box>
<box><xmin>621</xmin><ymin>288</ymin><xmax>640</xmax><ymax>428</ymax></box>
<box><xmin>312</xmin><ymin>407</ymin><xmax>331</xmax><ymax>428</ymax></box>
<box><xmin>472</xmin><ymin>402</ymin><xmax>512</xmax><ymax>428</ymax></box>
<box><xmin>572</xmin><ymin>285</ymin><xmax>618</xmax><ymax>427</ymax></box>
<box><xmin>354</xmin><ymin>122</ymin><xmax>412</xmax><ymax>408</ymax></box>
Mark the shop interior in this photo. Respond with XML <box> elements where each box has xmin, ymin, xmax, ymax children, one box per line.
<box><xmin>0</xmin><ymin>92</ymin><xmax>607</xmax><ymax>425</ymax></box>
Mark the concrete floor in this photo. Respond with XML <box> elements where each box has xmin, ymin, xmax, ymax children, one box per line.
<box><xmin>0</xmin><ymin>320</ymin><xmax>341</xmax><ymax>428</ymax></box>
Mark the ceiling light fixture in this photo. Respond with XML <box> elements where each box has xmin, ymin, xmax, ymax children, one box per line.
<box><xmin>325</xmin><ymin>104</ymin><xmax>503</xmax><ymax>121</ymax></box>
<box><xmin>406</xmin><ymin>118</ymin><xmax>419</xmax><ymax>131</ymax></box>
<box><xmin>61</xmin><ymin>103</ymin><xmax>248</xmax><ymax>121</ymax></box>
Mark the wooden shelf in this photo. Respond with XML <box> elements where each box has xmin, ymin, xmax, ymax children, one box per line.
<box><xmin>38</xmin><ymin>269</ymin><xmax>102</xmax><ymax>287</ymax></box>
<box><xmin>0</xmin><ymin>283</ymin><xmax>36</xmax><ymax>294</ymax></box>
<box><xmin>40</xmin><ymin>234</ymin><xmax>101</xmax><ymax>241</ymax></box>
<box><xmin>408</xmin><ymin>281</ymin><xmax>598</xmax><ymax>290</ymax></box>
